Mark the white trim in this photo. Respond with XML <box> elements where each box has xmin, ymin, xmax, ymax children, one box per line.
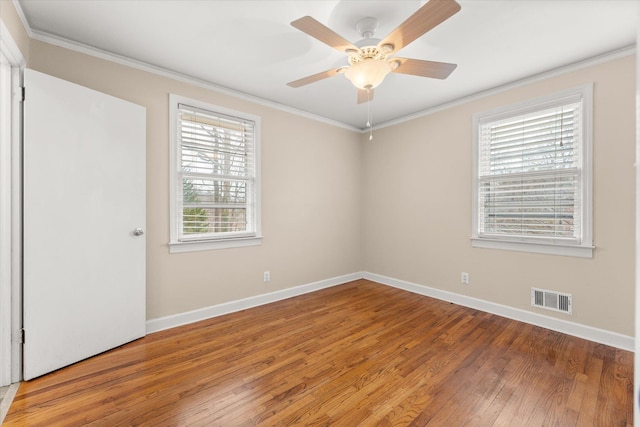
<box><xmin>0</xmin><ymin>20</ymin><xmax>26</xmax><ymax>67</ymax></box>
<box><xmin>146</xmin><ymin>272</ymin><xmax>364</xmax><ymax>334</ymax></box>
<box><xmin>0</xmin><ymin>20</ymin><xmax>24</xmax><ymax>386</ymax></box>
<box><xmin>470</xmin><ymin>238</ymin><xmax>594</xmax><ymax>258</ymax></box>
<box><xmin>363</xmin><ymin>272</ymin><xmax>633</xmax><ymax>352</ymax></box>
<box><xmin>0</xmin><ymin>49</ymin><xmax>12</xmax><ymax>388</ymax></box>
<box><xmin>374</xmin><ymin>45</ymin><xmax>634</xmax><ymax>130</ymax></box>
<box><xmin>146</xmin><ymin>270</ymin><xmax>632</xmax><ymax>352</ymax></box>
<box><xmin>23</xmin><ymin>28</ymin><xmax>359</xmax><ymax>132</ymax></box>
<box><xmin>0</xmin><ymin>382</ymin><xmax>20</xmax><ymax>424</ymax></box>
<box><xmin>169</xmin><ymin>236</ymin><xmax>263</xmax><ymax>253</ymax></box>
<box><xmin>10</xmin><ymin>0</ymin><xmax>633</xmax><ymax>133</ymax></box>
<box><xmin>634</xmin><ymin>10</ymin><xmax>640</xmax><ymax>422</ymax></box>
<box><xmin>10</xmin><ymin>0</ymin><xmax>33</xmax><ymax>38</ymax></box>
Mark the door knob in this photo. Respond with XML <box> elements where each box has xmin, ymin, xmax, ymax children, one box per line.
<box><xmin>133</xmin><ymin>228</ymin><xmax>145</xmax><ymax>236</ymax></box>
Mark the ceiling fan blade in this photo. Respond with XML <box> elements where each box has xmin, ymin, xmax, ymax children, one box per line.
<box><xmin>287</xmin><ymin>68</ymin><xmax>343</xmax><ymax>88</ymax></box>
<box><xmin>291</xmin><ymin>16</ymin><xmax>358</xmax><ymax>52</ymax></box>
<box><xmin>357</xmin><ymin>89</ymin><xmax>374</xmax><ymax>104</ymax></box>
<box><xmin>392</xmin><ymin>58</ymin><xmax>457</xmax><ymax>79</ymax></box>
<box><xmin>379</xmin><ymin>0</ymin><xmax>461</xmax><ymax>53</ymax></box>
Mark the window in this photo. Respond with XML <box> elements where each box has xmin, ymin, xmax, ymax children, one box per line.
<box><xmin>169</xmin><ymin>95</ymin><xmax>261</xmax><ymax>253</ymax></box>
<box><xmin>471</xmin><ymin>85</ymin><xmax>593</xmax><ymax>258</ymax></box>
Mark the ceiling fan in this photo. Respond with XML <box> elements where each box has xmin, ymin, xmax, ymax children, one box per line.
<box><xmin>287</xmin><ymin>0</ymin><xmax>461</xmax><ymax>104</ymax></box>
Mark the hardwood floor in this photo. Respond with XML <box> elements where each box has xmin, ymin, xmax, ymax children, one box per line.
<box><xmin>4</xmin><ymin>280</ymin><xmax>633</xmax><ymax>426</ymax></box>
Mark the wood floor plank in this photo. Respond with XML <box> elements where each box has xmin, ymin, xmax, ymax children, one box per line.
<box><xmin>4</xmin><ymin>279</ymin><xmax>633</xmax><ymax>426</ymax></box>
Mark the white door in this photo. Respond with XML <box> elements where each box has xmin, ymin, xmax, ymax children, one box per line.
<box><xmin>23</xmin><ymin>69</ymin><xmax>146</xmax><ymax>380</ymax></box>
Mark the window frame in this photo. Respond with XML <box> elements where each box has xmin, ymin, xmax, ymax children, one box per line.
<box><xmin>471</xmin><ymin>84</ymin><xmax>593</xmax><ymax>258</ymax></box>
<box><xmin>169</xmin><ymin>94</ymin><xmax>262</xmax><ymax>253</ymax></box>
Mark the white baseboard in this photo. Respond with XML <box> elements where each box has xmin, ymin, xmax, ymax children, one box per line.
<box><xmin>0</xmin><ymin>382</ymin><xmax>19</xmax><ymax>424</ymax></box>
<box><xmin>146</xmin><ymin>271</ymin><xmax>633</xmax><ymax>352</ymax></box>
<box><xmin>364</xmin><ymin>272</ymin><xmax>634</xmax><ymax>352</ymax></box>
<box><xmin>146</xmin><ymin>272</ymin><xmax>364</xmax><ymax>334</ymax></box>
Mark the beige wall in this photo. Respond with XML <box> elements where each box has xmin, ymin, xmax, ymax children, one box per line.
<box><xmin>362</xmin><ymin>55</ymin><xmax>636</xmax><ymax>336</ymax></box>
<box><xmin>2</xmin><ymin>9</ymin><xmax>635</xmax><ymax>336</ymax></box>
<box><xmin>0</xmin><ymin>0</ymin><xmax>30</xmax><ymax>62</ymax></box>
<box><xmin>28</xmin><ymin>40</ymin><xmax>363</xmax><ymax>319</ymax></box>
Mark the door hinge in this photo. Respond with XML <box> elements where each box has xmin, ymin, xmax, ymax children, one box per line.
<box><xmin>20</xmin><ymin>328</ymin><xmax>25</xmax><ymax>344</ymax></box>
<box><xmin>13</xmin><ymin>86</ymin><xmax>25</xmax><ymax>103</ymax></box>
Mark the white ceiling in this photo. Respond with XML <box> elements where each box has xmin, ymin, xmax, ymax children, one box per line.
<box><xmin>16</xmin><ymin>0</ymin><xmax>638</xmax><ymax>129</ymax></box>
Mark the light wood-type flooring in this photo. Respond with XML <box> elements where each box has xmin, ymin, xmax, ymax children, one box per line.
<box><xmin>4</xmin><ymin>280</ymin><xmax>634</xmax><ymax>426</ymax></box>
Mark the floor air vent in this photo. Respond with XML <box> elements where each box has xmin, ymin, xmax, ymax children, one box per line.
<box><xmin>531</xmin><ymin>287</ymin><xmax>572</xmax><ymax>314</ymax></box>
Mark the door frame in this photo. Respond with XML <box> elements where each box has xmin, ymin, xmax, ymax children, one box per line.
<box><xmin>635</xmin><ymin>17</ymin><xmax>639</xmax><ymax>423</ymax></box>
<box><xmin>0</xmin><ymin>20</ymin><xmax>25</xmax><ymax>385</ymax></box>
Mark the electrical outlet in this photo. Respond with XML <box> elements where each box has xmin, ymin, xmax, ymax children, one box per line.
<box><xmin>263</xmin><ymin>271</ymin><xmax>271</xmax><ymax>283</ymax></box>
<box><xmin>461</xmin><ymin>272</ymin><xmax>469</xmax><ymax>285</ymax></box>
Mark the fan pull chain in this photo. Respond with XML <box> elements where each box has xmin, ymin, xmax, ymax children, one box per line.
<box><xmin>367</xmin><ymin>90</ymin><xmax>373</xmax><ymax>141</ymax></box>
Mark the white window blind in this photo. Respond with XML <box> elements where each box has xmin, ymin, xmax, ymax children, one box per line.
<box><xmin>472</xmin><ymin>85</ymin><xmax>592</xmax><ymax>257</ymax></box>
<box><xmin>176</xmin><ymin>102</ymin><xmax>257</xmax><ymax>243</ymax></box>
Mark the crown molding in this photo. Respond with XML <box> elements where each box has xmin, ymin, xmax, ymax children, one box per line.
<box><xmin>0</xmin><ymin>20</ymin><xmax>26</xmax><ymax>66</ymax></box>
<box><xmin>373</xmin><ymin>45</ymin><xmax>636</xmax><ymax>131</ymax></box>
<box><xmin>30</xmin><ymin>29</ymin><xmax>361</xmax><ymax>132</ymax></box>
<box><xmin>11</xmin><ymin>0</ymin><xmax>360</xmax><ymax>133</ymax></box>
<box><xmin>10</xmin><ymin>0</ymin><xmax>33</xmax><ymax>38</ymax></box>
<box><xmin>10</xmin><ymin>0</ymin><xmax>635</xmax><ymax>134</ymax></box>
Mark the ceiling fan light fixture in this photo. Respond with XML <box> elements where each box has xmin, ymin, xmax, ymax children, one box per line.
<box><xmin>344</xmin><ymin>58</ymin><xmax>392</xmax><ymax>90</ymax></box>
<box><xmin>288</xmin><ymin>0</ymin><xmax>461</xmax><ymax>97</ymax></box>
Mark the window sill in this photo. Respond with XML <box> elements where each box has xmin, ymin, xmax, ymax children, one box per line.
<box><xmin>471</xmin><ymin>237</ymin><xmax>593</xmax><ymax>258</ymax></box>
<box><xmin>169</xmin><ymin>236</ymin><xmax>263</xmax><ymax>253</ymax></box>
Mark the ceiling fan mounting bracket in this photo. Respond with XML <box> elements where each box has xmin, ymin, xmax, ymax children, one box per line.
<box><xmin>355</xmin><ymin>17</ymin><xmax>379</xmax><ymax>39</ymax></box>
